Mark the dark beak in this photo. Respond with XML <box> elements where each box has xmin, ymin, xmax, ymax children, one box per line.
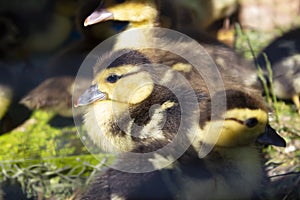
<box><xmin>256</xmin><ymin>125</ymin><xmax>286</xmax><ymax>147</ymax></box>
<box><xmin>74</xmin><ymin>84</ymin><xmax>106</xmax><ymax>107</ymax></box>
<box><xmin>84</xmin><ymin>3</ymin><xmax>114</xmax><ymax>26</ymax></box>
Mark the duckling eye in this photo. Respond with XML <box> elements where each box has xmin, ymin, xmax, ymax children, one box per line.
<box><xmin>244</xmin><ymin>117</ymin><xmax>258</xmax><ymax>128</ymax></box>
<box><xmin>106</xmin><ymin>74</ymin><xmax>120</xmax><ymax>83</ymax></box>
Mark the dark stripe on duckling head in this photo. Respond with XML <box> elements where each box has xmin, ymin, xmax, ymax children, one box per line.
<box><xmin>215</xmin><ymin>89</ymin><xmax>266</xmax><ymax>111</ymax></box>
<box><xmin>224</xmin><ymin>117</ymin><xmax>259</xmax><ymax>128</ymax></box>
<box><xmin>107</xmin><ymin>49</ymin><xmax>152</xmax><ymax>69</ymax></box>
<box><xmin>225</xmin><ymin>118</ymin><xmax>244</xmax><ymax>125</ymax></box>
<box><xmin>199</xmin><ymin>89</ymin><xmax>266</xmax><ymax>128</ymax></box>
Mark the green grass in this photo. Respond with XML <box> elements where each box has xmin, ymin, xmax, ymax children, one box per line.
<box><xmin>0</xmin><ymin>110</ymin><xmax>85</xmax><ymax>160</ymax></box>
<box><xmin>0</xmin><ymin>110</ymin><xmax>113</xmax><ymax>199</ymax></box>
<box><xmin>264</xmin><ymin>101</ymin><xmax>300</xmax><ymax>200</ymax></box>
<box><xmin>0</xmin><ymin>155</ymin><xmax>106</xmax><ymax>199</ymax></box>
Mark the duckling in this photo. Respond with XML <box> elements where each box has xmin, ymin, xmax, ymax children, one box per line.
<box><xmin>75</xmin><ymin>47</ymin><xmax>286</xmax><ymax>199</ymax></box>
<box><xmin>257</xmin><ymin>27</ymin><xmax>300</xmax><ymax>114</ymax></box>
<box><xmin>19</xmin><ymin>0</ymin><xmax>127</xmax><ymax>117</ymax></box>
<box><xmin>0</xmin><ymin>0</ymin><xmax>72</xmax><ymax>59</ymax></box>
<box><xmin>19</xmin><ymin>41</ymin><xmax>95</xmax><ymax>117</ymax></box>
<box><xmin>20</xmin><ymin>76</ymin><xmax>75</xmax><ymax>117</ymax></box>
<box><xmin>84</xmin><ymin>0</ymin><xmax>238</xmax><ymax>30</ymax></box>
<box><xmin>82</xmin><ymin>0</ymin><xmax>260</xmax><ymax>89</ymax></box>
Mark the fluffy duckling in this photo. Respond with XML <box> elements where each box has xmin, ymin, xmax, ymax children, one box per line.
<box><xmin>19</xmin><ymin>40</ymin><xmax>95</xmax><ymax>117</ymax></box>
<box><xmin>19</xmin><ymin>0</ymin><xmax>126</xmax><ymax>117</ymax></box>
<box><xmin>20</xmin><ymin>76</ymin><xmax>75</xmax><ymax>117</ymax></box>
<box><xmin>84</xmin><ymin>0</ymin><xmax>238</xmax><ymax>30</ymax></box>
<box><xmin>257</xmin><ymin>28</ymin><xmax>300</xmax><ymax>114</ymax></box>
<box><xmin>75</xmin><ymin>48</ymin><xmax>286</xmax><ymax>199</ymax></box>
<box><xmin>82</xmin><ymin>0</ymin><xmax>260</xmax><ymax>89</ymax></box>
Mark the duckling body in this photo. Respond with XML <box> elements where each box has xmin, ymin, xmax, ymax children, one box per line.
<box><xmin>81</xmin><ymin>143</ymin><xmax>266</xmax><ymax>199</ymax></box>
<box><xmin>81</xmin><ymin>146</ymin><xmax>263</xmax><ymax>199</ymax></box>
<box><xmin>257</xmin><ymin>28</ymin><xmax>300</xmax><ymax>114</ymax></box>
<box><xmin>75</xmin><ymin>47</ymin><xmax>286</xmax><ymax>199</ymax></box>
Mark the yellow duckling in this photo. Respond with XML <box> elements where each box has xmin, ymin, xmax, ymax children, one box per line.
<box><xmin>19</xmin><ymin>0</ymin><xmax>126</xmax><ymax>117</ymax></box>
<box><xmin>0</xmin><ymin>0</ymin><xmax>72</xmax><ymax>58</ymax></box>
<box><xmin>82</xmin><ymin>0</ymin><xmax>260</xmax><ymax>89</ymax></box>
<box><xmin>75</xmin><ymin>47</ymin><xmax>285</xmax><ymax>199</ymax></box>
<box><xmin>84</xmin><ymin>0</ymin><xmax>238</xmax><ymax>30</ymax></box>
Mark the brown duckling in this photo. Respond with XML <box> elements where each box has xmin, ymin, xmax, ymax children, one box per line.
<box><xmin>19</xmin><ymin>40</ymin><xmax>95</xmax><ymax>117</ymax></box>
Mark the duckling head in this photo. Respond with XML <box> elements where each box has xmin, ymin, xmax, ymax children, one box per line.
<box><xmin>76</xmin><ymin>49</ymin><xmax>173</xmax><ymax>153</ymax></box>
<box><xmin>78</xmin><ymin>49</ymin><xmax>154</xmax><ymax>106</ymax></box>
<box><xmin>198</xmin><ymin>89</ymin><xmax>286</xmax><ymax>149</ymax></box>
<box><xmin>84</xmin><ymin>0</ymin><xmax>159</xmax><ymax>28</ymax></box>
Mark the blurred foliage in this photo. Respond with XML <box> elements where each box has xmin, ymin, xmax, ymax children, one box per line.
<box><xmin>234</xmin><ymin>24</ymin><xmax>283</xmax><ymax>60</ymax></box>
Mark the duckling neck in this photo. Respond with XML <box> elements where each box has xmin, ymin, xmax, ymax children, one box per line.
<box><xmin>127</xmin><ymin>20</ymin><xmax>159</xmax><ymax>29</ymax></box>
<box><xmin>114</xmin><ymin>27</ymin><xmax>156</xmax><ymax>50</ymax></box>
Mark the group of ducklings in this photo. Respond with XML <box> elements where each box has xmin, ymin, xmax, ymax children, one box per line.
<box><xmin>0</xmin><ymin>0</ymin><xmax>299</xmax><ymax>199</ymax></box>
<box><xmin>75</xmin><ymin>47</ymin><xmax>286</xmax><ymax>199</ymax></box>
<box><xmin>71</xmin><ymin>0</ymin><xmax>298</xmax><ymax>199</ymax></box>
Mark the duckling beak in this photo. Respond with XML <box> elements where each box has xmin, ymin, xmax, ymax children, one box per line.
<box><xmin>256</xmin><ymin>125</ymin><xmax>286</xmax><ymax>147</ymax></box>
<box><xmin>84</xmin><ymin>3</ymin><xmax>114</xmax><ymax>26</ymax></box>
<box><xmin>74</xmin><ymin>84</ymin><xmax>106</xmax><ymax>107</ymax></box>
